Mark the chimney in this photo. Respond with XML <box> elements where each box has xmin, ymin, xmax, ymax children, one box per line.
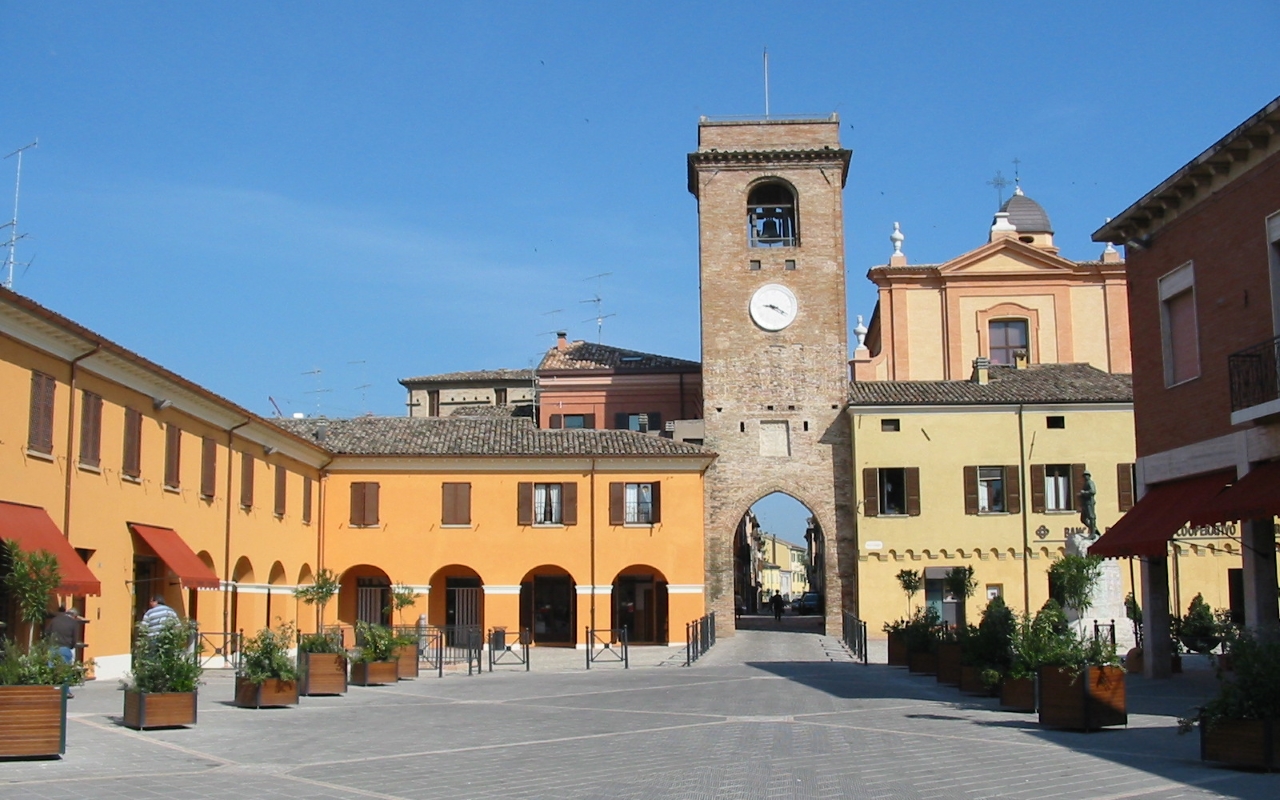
<box><xmin>315</xmin><ymin>419</ymin><xmax>328</xmax><ymax>443</ymax></box>
<box><xmin>1013</xmin><ymin>350</ymin><xmax>1028</xmax><ymax>369</ymax></box>
<box><xmin>972</xmin><ymin>357</ymin><xmax>990</xmax><ymax>385</ymax></box>
<box><xmin>556</xmin><ymin>331</ymin><xmax>568</xmax><ymax>351</ymax></box>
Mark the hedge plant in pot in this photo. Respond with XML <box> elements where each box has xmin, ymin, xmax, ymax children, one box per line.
<box><xmin>294</xmin><ymin>569</ymin><xmax>347</xmax><ymax>695</ymax></box>
<box><xmin>1178</xmin><ymin>594</ymin><xmax>1221</xmax><ymax>657</ymax></box>
<box><xmin>884</xmin><ymin>569</ymin><xmax>921</xmax><ymax>667</ymax></box>
<box><xmin>350</xmin><ymin>621</ymin><xmax>399</xmax><ymax>686</ymax></box>
<box><xmin>0</xmin><ymin>541</ymin><xmax>88</xmax><ymax>758</ymax></box>
<box><xmin>960</xmin><ymin>596</ymin><xmax>1014</xmax><ymax>696</ymax></box>
<box><xmin>1179</xmin><ymin>626</ymin><xmax>1280</xmax><ymax>770</ymax></box>
<box><xmin>902</xmin><ymin>606</ymin><xmax>942</xmax><ymax>675</ymax></box>
<box><xmin>388</xmin><ymin>583</ymin><xmax>420</xmax><ymax>679</ymax></box>
<box><xmin>936</xmin><ymin>566</ymin><xmax>977</xmax><ymax>687</ymax></box>
<box><xmin>235</xmin><ymin>623</ymin><xmax>299</xmax><ymax>708</ymax></box>
<box><xmin>121</xmin><ymin>618</ymin><xmax>202</xmax><ymax>730</ymax></box>
<box><xmin>1004</xmin><ymin>600</ymin><xmax>1072</xmax><ymax>712</ymax></box>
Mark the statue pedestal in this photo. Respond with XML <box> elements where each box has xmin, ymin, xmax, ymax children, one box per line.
<box><xmin>1067</xmin><ymin>534</ymin><xmax>1135</xmax><ymax>651</ymax></box>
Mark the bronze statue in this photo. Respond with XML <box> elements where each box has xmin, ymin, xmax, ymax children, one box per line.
<box><xmin>1078</xmin><ymin>471</ymin><xmax>1098</xmax><ymax>537</ymax></box>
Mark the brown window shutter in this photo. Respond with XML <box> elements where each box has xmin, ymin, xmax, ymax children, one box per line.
<box><xmin>29</xmin><ymin>372</ymin><xmax>55</xmax><ymax>454</ymax></box>
<box><xmin>1005</xmin><ymin>465</ymin><xmax>1021</xmax><ymax>514</ymax></box>
<box><xmin>609</xmin><ymin>482</ymin><xmax>625</xmax><ymax>525</ymax></box>
<box><xmin>442</xmin><ymin>483</ymin><xmax>456</xmax><ymax>524</ymax></box>
<box><xmin>302</xmin><ymin>476</ymin><xmax>313</xmax><ymax>523</ymax></box>
<box><xmin>274</xmin><ymin>465</ymin><xmax>287</xmax><ymax>516</ymax></box>
<box><xmin>549</xmin><ymin>414</ymin><xmax>563</xmax><ymax>429</ymax></box>
<box><xmin>904</xmin><ymin>468</ymin><xmax>921</xmax><ymax>516</ymax></box>
<box><xmin>364</xmin><ymin>482</ymin><xmax>380</xmax><ymax>526</ymax></box>
<box><xmin>123</xmin><ymin>408</ymin><xmax>142</xmax><ymax>478</ymax></box>
<box><xmin>562</xmin><ymin>482</ymin><xmax>578</xmax><ymax>525</ymax></box>
<box><xmin>164</xmin><ymin>424</ymin><xmax>181</xmax><ymax>488</ymax></box>
<box><xmin>350</xmin><ymin>482</ymin><xmax>365</xmax><ymax>525</ymax></box>
<box><xmin>240</xmin><ymin>452</ymin><xmax>254</xmax><ymax>508</ymax></box>
<box><xmin>80</xmin><ymin>392</ymin><xmax>102</xmax><ymax>467</ymax></box>
<box><xmin>1030</xmin><ymin>464</ymin><xmax>1046</xmax><ymax>513</ymax></box>
<box><xmin>862</xmin><ymin>468</ymin><xmax>879</xmax><ymax>517</ymax></box>
<box><xmin>517</xmin><ymin>482</ymin><xmax>533</xmax><ymax>525</ymax></box>
<box><xmin>1071</xmin><ymin>464</ymin><xmax>1087</xmax><ymax>511</ymax></box>
<box><xmin>457</xmin><ymin>482</ymin><xmax>471</xmax><ymax>525</ymax></box>
<box><xmin>583</xmin><ymin>413</ymin><xmax>596</xmax><ymax>429</ymax></box>
<box><xmin>614</xmin><ymin>412</ymin><xmax>628</xmax><ymax>429</ymax></box>
<box><xmin>963</xmin><ymin>466</ymin><xmax>979</xmax><ymax>515</ymax></box>
<box><xmin>201</xmin><ymin>437</ymin><xmax>217</xmax><ymax>498</ymax></box>
<box><xmin>1117</xmin><ymin>463</ymin><xmax>1135</xmax><ymax>512</ymax></box>
<box><xmin>649</xmin><ymin>481</ymin><xmax>661</xmax><ymax>524</ymax></box>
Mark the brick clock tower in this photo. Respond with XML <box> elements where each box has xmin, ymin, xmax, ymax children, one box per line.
<box><xmin>688</xmin><ymin>115</ymin><xmax>855</xmax><ymax>635</ymax></box>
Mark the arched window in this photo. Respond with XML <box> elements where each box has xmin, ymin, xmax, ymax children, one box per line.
<box><xmin>747</xmin><ymin>182</ymin><xmax>797</xmax><ymax>247</ymax></box>
<box><xmin>988</xmin><ymin>319</ymin><xmax>1029</xmax><ymax>365</ymax></box>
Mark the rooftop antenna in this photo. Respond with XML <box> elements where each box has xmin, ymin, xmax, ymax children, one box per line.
<box><xmin>268</xmin><ymin>396</ymin><xmax>285</xmax><ymax>418</ymax></box>
<box><xmin>987</xmin><ymin>169</ymin><xmax>1010</xmax><ymax>208</ymax></box>
<box><xmin>763</xmin><ymin>47</ymin><xmax>770</xmax><ymax>119</ymax></box>
<box><xmin>348</xmin><ymin>360</ymin><xmax>370</xmax><ymax>414</ymax></box>
<box><xmin>301</xmin><ymin>368</ymin><xmax>329</xmax><ymax>416</ymax></box>
<box><xmin>579</xmin><ymin>272</ymin><xmax>613</xmax><ymax>343</ymax></box>
<box><xmin>2</xmin><ymin>139</ymin><xmax>37</xmax><ymax>291</ymax></box>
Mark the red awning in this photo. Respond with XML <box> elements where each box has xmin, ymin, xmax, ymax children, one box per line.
<box><xmin>128</xmin><ymin>523</ymin><xmax>221</xmax><ymax>589</ymax></box>
<box><xmin>1090</xmin><ymin>471</ymin><xmax>1234</xmax><ymax>559</ymax></box>
<box><xmin>0</xmin><ymin>501</ymin><xmax>101</xmax><ymax>595</ymax></box>
<box><xmin>1189</xmin><ymin>460</ymin><xmax>1280</xmax><ymax>526</ymax></box>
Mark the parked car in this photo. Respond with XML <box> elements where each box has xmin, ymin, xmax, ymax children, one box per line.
<box><xmin>794</xmin><ymin>592</ymin><xmax>822</xmax><ymax>615</ymax></box>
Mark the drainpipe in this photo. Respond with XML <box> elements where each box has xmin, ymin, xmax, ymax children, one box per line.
<box><xmin>222</xmin><ymin>419</ymin><xmax>251</xmax><ymax>636</ymax></box>
<box><xmin>1017</xmin><ymin>404</ymin><xmax>1031</xmax><ymax>614</ymax></box>
<box><xmin>61</xmin><ymin>345</ymin><xmax>101</xmax><ymax>542</ymax></box>
<box><xmin>315</xmin><ymin>457</ymin><xmax>331</xmax><ymax>634</ymax></box>
<box><xmin>589</xmin><ymin>458</ymin><xmax>597</xmax><ymax>635</ymax></box>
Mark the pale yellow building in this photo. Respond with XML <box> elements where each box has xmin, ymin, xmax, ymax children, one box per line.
<box><xmin>756</xmin><ymin>533</ymin><xmax>809</xmax><ymax>601</ymax></box>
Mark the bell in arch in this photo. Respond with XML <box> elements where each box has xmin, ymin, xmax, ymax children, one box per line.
<box><xmin>760</xmin><ymin>217</ymin><xmax>782</xmax><ymax>241</ymax></box>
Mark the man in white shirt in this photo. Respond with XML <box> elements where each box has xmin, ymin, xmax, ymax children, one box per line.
<box><xmin>141</xmin><ymin>595</ymin><xmax>179</xmax><ymax>635</ymax></box>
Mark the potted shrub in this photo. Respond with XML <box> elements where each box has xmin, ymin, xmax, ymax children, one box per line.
<box><xmin>1178</xmin><ymin>594</ymin><xmax>1221</xmax><ymax>656</ymax></box>
<box><xmin>235</xmin><ymin>623</ymin><xmax>299</xmax><ymax>708</ymax></box>
<box><xmin>1213</xmin><ymin>609</ymin><xmax>1240</xmax><ymax>673</ymax></box>
<box><xmin>936</xmin><ymin>566</ymin><xmax>976</xmax><ymax>687</ymax></box>
<box><xmin>884</xmin><ymin>569</ymin><xmax>922</xmax><ymax>667</ymax></box>
<box><xmin>903</xmin><ymin>606</ymin><xmax>942</xmax><ymax>675</ymax></box>
<box><xmin>1005</xmin><ymin>600</ymin><xmax>1072</xmax><ymax>712</ymax></box>
<box><xmin>1180</xmin><ymin>626</ymin><xmax>1280</xmax><ymax>770</ymax></box>
<box><xmin>0</xmin><ymin>541</ymin><xmax>88</xmax><ymax>758</ymax></box>
<box><xmin>960</xmin><ymin>596</ymin><xmax>1014</xmax><ymax>696</ymax></box>
<box><xmin>121</xmin><ymin>618</ymin><xmax>202</xmax><ymax>730</ymax></box>
<box><xmin>294</xmin><ymin>570</ymin><xmax>348</xmax><ymax>695</ymax></box>
<box><xmin>350</xmin><ymin>621</ymin><xmax>399</xmax><ymax>686</ymax></box>
<box><xmin>388</xmin><ymin>583</ymin><xmax>420</xmax><ymax>679</ymax></box>
<box><xmin>1123</xmin><ymin>592</ymin><xmax>1144</xmax><ymax>674</ymax></box>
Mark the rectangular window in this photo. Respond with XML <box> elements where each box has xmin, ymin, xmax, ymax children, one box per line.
<box><xmin>494</xmin><ymin>387</ymin><xmax>507</xmax><ymax>405</ymax></box>
<box><xmin>861</xmin><ymin>467</ymin><xmax>920</xmax><ymax>517</ymax></box>
<box><xmin>427</xmin><ymin>390</ymin><xmax>440</xmax><ymax>417</ymax></box>
<box><xmin>240</xmin><ymin>452</ymin><xmax>254</xmax><ymax>509</ymax></box>
<box><xmin>79</xmin><ymin>391</ymin><xmax>103</xmax><ymax>467</ymax></box>
<box><xmin>1046</xmin><ymin>416</ymin><xmax>1065</xmax><ymax>429</ymax></box>
<box><xmin>749</xmin><ymin>259</ymin><xmax>761</xmax><ymax>271</ymax></box>
<box><xmin>442</xmin><ymin>482</ymin><xmax>472</xmax><ymax>525</ymax></box>
<box><xmin>964</xmin><ymin>465</ymin><xmax>1021</xmax><ymax>514</ymax></box>
<box><xmin>608</xmin><ymin>481</ymin><xmax>660</xmax><ymax>525</ymax></box>
<box><xmin>978</xmin><ymin>466</ymin><xmax>1005</xmax><ymax>512</ymax></box>
<box><xmin>122</xmin><ymin>408</ymin><xmax>143</xmax><ymax>479</ymax></box>
<box><xmin>1044</xmin><ymin>465</ymin><xmax>1071</xmax><ymax>511</ymax></box>
<box><xmin>1159</xmin><ymin>262</ymin><xmax>1200</xmax><ymax>386</ymax></box>
<box><xmin>200</xmin><ymin>437</ymin><xmax>217</xmax><ymax>499</ymax></box>
<box><xmin>534</xmin><ymin>483</ymin><xmax>562</xmax><ymax>524</ymax></box>
<box><xmin>988</xmin><ymin>319</ymin><xmax>1029</xmax><ymax>366</ymax></box>
<box><xmin>27</xmin><ymin>371</ymin><xmax>56</xmax><ymax>454</ymax></box>
<box><xmin>784</xmin><ymin>259</ymin><xmax>796</xmax><ymax>271</ymax></box>
<box><xmin>562</xmin><ymin>414</ymin><xmax>588</xmax><ymax>429</ymax></box>
<box><xmin>350</xmin><ymin>481</ymin><xmax>380</xmax><ymax>527</ymax></box>
<box><xmin>164</xmin><ymin>424</ymin><xmax>182</xmax><ymax>489</ymax></box>
<box><xmin>881</xmin><ymin>418</ymin><xmax>900</xmax><ymax>432</ymax></box>
<box><xmin>274</xmin><ymin>465</ymin><xmax>287</xmax><ymax>517</ymax></box>
<box><xmin>302</xmin><ymin>476</ymin><xmax>313</xmax><ymax>524</ymax></box>
<box><xmin>879</xmin><ymin>467</ymin><xmax>907</xmax><ymax>515</ymax></box>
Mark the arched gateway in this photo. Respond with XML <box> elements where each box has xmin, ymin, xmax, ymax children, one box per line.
<box><xmin>688</xmin><ymin>115</ymin><xmax>856</xmax><ymax>635</ymax></box>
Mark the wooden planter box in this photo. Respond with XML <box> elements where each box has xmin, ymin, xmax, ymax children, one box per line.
<box><xmin>350</xmin><ymin>660</ymin><xmax>398</xmax><ymax>686</ymax></box>
<box><xmin>1201</xmin><ymin>718</ymin><xmax>1279</xmax><ymax>770</ymax></box>
<box><xmin>960</xmin><ymin>665</ymin><xmax>996</xmax><ymax>696</ymax></box>
<box><xmin>1038</xmin><ymin>665</ymin><xmax>1127</xmax><ymax>731</ymax></box>
<box><xmin>234</xmin><ymin>677</ymin><xmax>299</xmax><ymax>708</ymax></box>
<box><xmin>394</xmin><ymin>644</ymin><xmax>420</xmax><ymax>679</ymax></box>
<box><xmin>908</xmin><ymin>651</ymin><xmax>938</xmax><ymax>675</ymax></box>
<box><xmin>122</xmin><ymin>689</ymin><xmax>197</xmax><ymax>730</ymax></box>
<box><xmin>936</xmin><ymin>643</ymin><xmax>962</xmax><ymax>686</ymax></box>
<box><xmin>1000</xmin><ymin>676</ymin><xmax>1036</xmax><ymax>712</ymax></box>
<box><xmin>299</xmin><ymin>651</ymin><xmax>348</xmax><ymax>696</ymax></box>
<box><xmin>0</xmin><ymin>685</ymin><xmax>67</xmax><ymax>757</ymax></box>
<box><xmin>887</xmin><ymin>632</ymin><xmax>908</xmax><ymax>667</ymax></box>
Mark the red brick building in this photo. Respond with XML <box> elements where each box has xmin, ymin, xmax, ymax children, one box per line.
<box><xmin>1093</xmin><ymin>96</ymin><xmax>1280</xmax><ymax>677</ymax></box>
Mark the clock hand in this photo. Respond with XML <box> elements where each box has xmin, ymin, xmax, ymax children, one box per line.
<box><xmin>765</xmin><ymin>303</ymin><xmax>788</xmax><ymax>315</ymax></box>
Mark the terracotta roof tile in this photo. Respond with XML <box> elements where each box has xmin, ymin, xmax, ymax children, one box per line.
<box><xmin>399</xmin><ymin>368</ymin><xmax>534</xmax><ymax>385</ymax></box>
<box><xmin>849</xmin><ymin>364</ymin><xmax>1132</xmax><ymax>406</ymax></box>
<box><xmin>537</xmin><ymin>341</ymin><xmax>699</xmax><ymax>373</ymax></box>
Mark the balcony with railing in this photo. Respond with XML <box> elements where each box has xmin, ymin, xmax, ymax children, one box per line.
<box><xmin>1228</xmin><ymin>334</ymin><xmax>1280</xmax><ymax>424</ymax></box>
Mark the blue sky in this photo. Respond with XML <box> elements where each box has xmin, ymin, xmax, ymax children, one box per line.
<box><xmin>6</xmin><ymin>3</ymin><xmax>1278</xmax><ymax>543</ymax></box>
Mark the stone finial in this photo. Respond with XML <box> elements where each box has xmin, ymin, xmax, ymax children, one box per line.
<box><xmin>1101</xmin><ymin>218</ymin><xmax>1122</xmax><ymax>263</ymax></box>
<box><xmin>1014</xmin><ymin>184</ymin><xmax>1024</xmax><ymax>197</ymax></box>
<box><xmin>854</xmin><ymin>314</ymin><xmax>868</xmax><ymax>349</ymax></box>
<box><xmin>990</xmin><ymin>211</ymin><xmax>1017</xmax><ymax>242</ymax></box>
<box><xmin>889</xmin><ymin>222</ymin><xmax>907</xmax><ymax>266</ymax></box>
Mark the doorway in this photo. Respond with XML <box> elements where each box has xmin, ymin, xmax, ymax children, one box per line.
<box><xmin>612</xmin><ymin>572</ymin><xmax>668</xmax><ymax>644</ymax></box>
<box><xmin>520</xmin><ymin>573</ymin><xmax>575</xmax><ymax>644</ymax></box>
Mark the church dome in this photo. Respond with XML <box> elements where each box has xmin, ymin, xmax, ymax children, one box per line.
<box><xmin>999</xmin><ymin>187</ymin><xmax>1053</xmax><ymax>234</ymax></box>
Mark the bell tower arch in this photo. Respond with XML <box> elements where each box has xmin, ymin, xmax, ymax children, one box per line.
<box><xmin>688</xmin><ymin>115</ymin><xmax>855</xmax><ymax>635</ymax></box>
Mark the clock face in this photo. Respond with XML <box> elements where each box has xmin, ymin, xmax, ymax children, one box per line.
<box><xmin>749</xmin><ymin>284</ymin><xmax>798</xmax><ymax>331</ymax></box>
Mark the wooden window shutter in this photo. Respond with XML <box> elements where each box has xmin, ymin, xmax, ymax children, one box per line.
<box><xmin>457</xmin><ymin>482</ymin><xmax>471</xmax><ymax>525</ymax></box>
<box><xmin>516</xmin><ymin>482</ymin><xmax>534</xmax><ymax>525</ymax></box>
<box><xmin>441</xmin><ymin>483</ymin><xmax>456</xmax><ymax>524</ymax></box>
<box><xmin>274</xmin><ymin>465</ymin><xmax>287</xmax><ymax>517</ymax></box>
<box><xmin>562</xmin><ymin>482</ymin><xmax>578</xmax><ymax>525</ymax></box>
<box><xmin>649</xmin><ymin>481</ymin><xmax>661</xmax><ymax>524</ymax></box>
<box><xmin>549</xmin><ymin>414</ymin><xmax>563</xmax><ymax>429</ymax></box>
<box><xmin>201</xmin><ymin>437</ymin><xmax>217</xmax><ymax>498</ymax></box>
<box><xmin>1005</xmin><ymin>465</ymin><xmax>1021</xmax><ymax>514</ymax></box>
<box><xmin>240</xmin><ymin>452</ymin><xmax>254</xmax><ymax>508</ymax></box>
<box><xmin>608</xmin><ymin>482</ymin><xmax>625</xmax><ymax>526</ymax></box>
<box><xmin>614</xmin><ymin>412</ymin><xmax>628</xmax><ymax>430</ymax></box>
<box><xmin>862</xmin><ymin>468</ymin><xmax>879</xmax><ymax>517</ymax></box>
<box><xmin>1117</xmin><ymin>463</ymin><xmax>1135</xmax><ymax>512</ymax></box>
<box><xmin>80</xmin><ymin>392</ymin><xmax>102</xmax><ymax>467</ymax></box>
<box><xmin>583</xmin><ymin>413</ymin><xmax>596</xmax><ymax>429</ymax></box>
<box><xmin>647</xmin><ymin>412</ymin><xmax>662</xmax><ymax>433</ymax></box>
<box><xmin>364</xmin><ymin>482</ymin><xmax>380</xmax><ymax>526</ymax></box>
<box><xmin>1030</xmin><ymin>464</ymin><xmax>1046</xmax><ymax>513</ymax></box>
<box><xmin>28</xmin><ymin>372</ymin><xmax>55</xmax><ymax>454</ymax></box>
<box><xmin>164</xmin><ymin>424</ymin><xmax>181</xmax><ymax>488</ymax></box>
<box><xmin>123</xmin><ymin>408</ymin><xmax>142</xmax><ymax>478</ymax></box>
<box><xmin>350</xmin><ymin>483</ymin><xmax>365</xmax><ymax>526</ymax></box>
<box><xmin>963</xmin><ymin>466</ymin><xmax>979</xmax><ymax>515</ymax></box>
<box><xmin>1071</xmin><ymin>464</ymin><xmax>1087</xmax><ymax>511</ymax></box>
<box><xmin>904</xmin><ymin>468</ymin><xmax>921</xmax><ymax>516</ymax></box>
<box><xmin>302</xmin><ymin>476</ymin><xmax>313</xmax><ymax>523</ymax></box>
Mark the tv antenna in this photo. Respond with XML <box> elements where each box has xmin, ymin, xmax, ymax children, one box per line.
<box><xmin>348</xmin><ymin>360</ymin><xmax>370</xmax><ymax>414</ymax></box>
<box><xmin>2</xmin><ymin>140</ymin><xmax>37</xmax><ymax>291</ymax></box>
<box><xmin>301</xmin><ymin>368</ymin><xmax>330</xmax><ymax>416</ymax></box>
<box><xmin>579</xmin><ymin>272</ymin><xmax>614</xmax><ymax>343</ymax></box>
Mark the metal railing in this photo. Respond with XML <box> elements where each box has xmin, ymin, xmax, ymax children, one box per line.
<box><xmin>1228</xmin><ymin>334</ymin><xmax>1280</xmax><ymax>412</ymax></box>
<box><xmin>488</xmin><ymin>627</ymin><xmax>531</xmax><ymax>672</ymax></box>
<box><xmin>1093</xmin><ymin>620</ymin><xmax>1117</xmax><ymax>648</ymax></box>
<box><xmin>585</xmin><ymin>627</ymin><xmax>628</xmax><ymax>669</ymax></box>
<box><xmin>684</xmin><ymin>612</ymin><xmax>716</xmax><ymax>666</ymax></box>
<box><xmin>193</xmin><ymin>629</ymin><xmax>241</xmax><ymax>670</ymax></box>
<box><xmin>842</xmin><ymin>612</ymin><xmax>868</xmax><ymax>664</ymax></box>
<box><xmin>419</xmin><ymin>625</ymin><xmax>484</xmax><ymax>677</ymax></box>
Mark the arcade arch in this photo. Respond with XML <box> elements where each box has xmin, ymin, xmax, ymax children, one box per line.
<box><xmin>519</xmin><ymin>565</ymin><xmax>576</xmax><ymax>645</ymax></box>
<box><xmin>733</xmin><ymin>491</ymin><xmax>824</xmax><ymax>624</ymax></box>
<box><xmin>612</xmin><ymin>565</ymin><xmax>668</xmax><ymax>644</ymax></box>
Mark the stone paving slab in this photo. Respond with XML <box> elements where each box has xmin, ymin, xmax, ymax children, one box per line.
<box><xmin>2</xmin><ymin>625</ymin><xmax>1275</xmax><ymax>800</ymax></box>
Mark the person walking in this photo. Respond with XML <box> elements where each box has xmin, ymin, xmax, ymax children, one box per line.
<box><xmin>141</xmin><ymin>595</ymin><xmax>179</xmax><ymax>635</ymax></box>
<box><xmin>47</xmin><ymin>605</ymin><xmax>88</xmax><ymax>664</ymax></box>
<box><xmin>771</xmin><ymin>591</ymin><xmax>784</xmax><ymax>622</ymax></box>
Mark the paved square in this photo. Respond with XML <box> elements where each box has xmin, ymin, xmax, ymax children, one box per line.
<box><xmin>2</xmin><ymin>625</ymin><xmax>1275</xmax><ymax>799</ymax></box>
